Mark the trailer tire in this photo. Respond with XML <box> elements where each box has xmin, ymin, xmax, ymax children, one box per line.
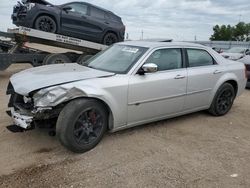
<box><xmin>43</xmin><ymin>53</ymin><xmax>71</xmax><ymax>65</ymax></box>
<box><xmin>77</xmin><ymin>55</ymin><xmax>93</xmax><ymax>65</ymax></box>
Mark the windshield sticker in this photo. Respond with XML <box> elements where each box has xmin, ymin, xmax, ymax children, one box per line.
<box><xmin>122</xmin><ymin>47</ymin><xmax>139</xmax><ymax>53</ymax></box>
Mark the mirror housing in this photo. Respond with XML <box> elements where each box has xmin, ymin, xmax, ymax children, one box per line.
<box><xmin>62</xmin><ymin>6</ymin><xmax>72</xmax><ymax>13</ymax></box>
<box><xmin>138</xmin><ymin>63</ymin><xmax>158</xmax><ymax>75</ymax></box>
<box><xmin>246</xmin><ymin>51</ymin><xmax>250</xmax><ymax>56</ymax></box>
<box><xmin>142</xmin><ymin>63</ymin><xmax>158</xmax><ymax>73</ymax></box>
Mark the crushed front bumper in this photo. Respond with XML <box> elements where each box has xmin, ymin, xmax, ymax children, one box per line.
<box><xmin>10</xmin><ymin>108</ymin><xmax>33</xmax><ymax>129</ymax></box>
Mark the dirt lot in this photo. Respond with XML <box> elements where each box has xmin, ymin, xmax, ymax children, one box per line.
<box><xmin>0</xmin><ymin>64</ymin><xmax>250</xmax><ymax>188</ymax></box>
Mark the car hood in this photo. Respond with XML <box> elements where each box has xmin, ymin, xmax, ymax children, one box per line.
<box><xmin>221</xmin><ymin>52</ymin><xmax>243</xmax><ymax>60</ymax></box>
<box><xmin>10</xmin><ymin>63</ymin><xmax>115</xmax><ymax>96</ymax></box>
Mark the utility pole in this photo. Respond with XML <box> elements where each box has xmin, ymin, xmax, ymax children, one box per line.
<box><xmin>141</xmin><ymin>30</ymin><xmax>144</xmax><ymax>40</ymax></box>
<box><xmin>239</xmin><ymin>14</ymin><xmax>242</xmax><ymax>22</ymax></box>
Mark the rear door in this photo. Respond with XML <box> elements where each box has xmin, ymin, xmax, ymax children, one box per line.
<box><xmin>185</xmin><ymin>48</ymin><xmax>223</xmax><ymax>110</ymax></box>
<box><xmin>60</xmin><ymin>3</ymin><xmax>101</xmax><ymax>40</ymax></box>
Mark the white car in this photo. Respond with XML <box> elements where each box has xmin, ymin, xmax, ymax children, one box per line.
<box><xmin>7</xmin><ymin>41</ymin><xmax>247</xmax><ymax>153</ymax></box>
<box><xmin>221</xmin><ymin>47</ymin><xmax>250</xmax><ymax>60</ymax></box>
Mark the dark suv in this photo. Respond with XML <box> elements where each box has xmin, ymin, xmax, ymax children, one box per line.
<box><xmin>12</xmin><ymin>0</ymin><xmax>125</xmax><ymax>45</ymax></box>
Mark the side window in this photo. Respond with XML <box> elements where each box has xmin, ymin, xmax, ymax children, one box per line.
<box><xmin>90</xmin><ymin>7</ymin><xmax>105</xmax><ymax>19</ymax></box>
<box><xmin>145</xmin><ymin>48</ymin><xmax>182</xmax><ymax>71</ymax></box>
<box><xmin>66</xmin><ymin>3</ymin><xmax>87</xmax><ymax>15</ymax></box>
<box><xmin>187</xmin><ymin>49</ymin><xmax>214</xmax><ymax>67</ymax></box>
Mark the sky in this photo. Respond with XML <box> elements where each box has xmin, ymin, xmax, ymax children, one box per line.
<box><xmin>0</xmin><ymin>0</ymin><xmax>249</xmax><ymax>41</ymax></box>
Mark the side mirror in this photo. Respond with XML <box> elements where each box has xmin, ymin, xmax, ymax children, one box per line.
<box><xmin>246</xmin><ymin>51</ymin><xmax>250</xmax><ymax>56</ymax></box>
<box><xmin>138</xmin><ymin>63</ymin><xmax>158</xmax><ymax>75</ymax></box>
<box><xmin>62</xmin><ymin>6</ymin><xmax>72</xmax><ymax>13</ymax></box>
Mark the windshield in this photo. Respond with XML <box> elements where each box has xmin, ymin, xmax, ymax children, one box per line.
<box><xmin>227</xmin><ymin>47</ymin><xmax>246</xmax><ymax>54</ymax></box>
<box><xmin>84</xmin><ymin>45</ymin><xmax>148</xmax><ymax>74</ymax></box>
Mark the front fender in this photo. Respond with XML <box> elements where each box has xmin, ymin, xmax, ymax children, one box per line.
<box><xmin>33</xmin><ymin>81</ymin><xmax>128</xmax><ymax>130</ymax></box>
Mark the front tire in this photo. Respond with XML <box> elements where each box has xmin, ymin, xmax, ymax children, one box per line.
<box><xmin>34</xmin><ymin>15</ymin><xmax>57</xmax><ymax>33</ymax></box>
<box><xmin>208</xmin><ymin>83</ymin><xmax>235</xmax><ymax>116</ymax></box>
<box><xmin>56</xmin><ymin>99</ymin><xmax>108</xmax><ymax>153</ymax></box>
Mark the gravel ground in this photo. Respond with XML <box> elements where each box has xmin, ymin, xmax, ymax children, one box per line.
<box><xmin>0</xmin><ymin>64</ymin><xmax>250</xmax><ymax>188</ymax></box>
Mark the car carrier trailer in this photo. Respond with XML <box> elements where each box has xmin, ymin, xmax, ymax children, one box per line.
<box><xmin>0</xmin><ymin>26</ymin><xmax>108</xmax><ymax>71</ymax></box>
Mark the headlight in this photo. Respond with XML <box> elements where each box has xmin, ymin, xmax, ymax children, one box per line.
<box><xmin>23</xmin><ymin>96</ymin><xmax>32</xmax><ymax>104</ymax></box>
<box><xmin>27</xmin><ymin>3</ymin><xmax>35</xmax><ymax>11</ymax></box>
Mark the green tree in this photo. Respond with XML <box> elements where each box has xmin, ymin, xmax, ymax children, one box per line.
<box><xmin>210</xmin><ymin>22</ymin><xmax>250</xmax><ymax>41</ymax></box>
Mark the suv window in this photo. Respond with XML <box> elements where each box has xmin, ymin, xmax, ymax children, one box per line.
<box><xmin>66</xmin><ymin>3</ymin><xmax>87</xmax><ymax>15</ymax></box>
<box><xmin>91</xmin><ymin>7</ymin><xmax>105</xmax><ymax>19</ymax></box>
<box><xmin>187</xmin><ymin>49</ymin><xmax>214</xmax><ymax>67</ymax></box>
<box><xmin>105</xmin><ymin>13</ymin><xmax>121</xmax><ymax>22</ymax></box>
<box><xmin>145</xmin><ymin>48</ymin><xmax>182</xmax><ymax>71</ymax></box>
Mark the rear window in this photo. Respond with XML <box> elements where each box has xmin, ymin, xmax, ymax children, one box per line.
<box><xmin>105</xmin><ymin>13</ymin><xmax>121</xmax><ymax>22</ymax></box>
<box><xmin>91</xmin><ymin>7</ymin><xmax>105</xmax><ymax>19</ymax></box>
<box><xmin>187</xmin><ymin>49</ymin><xmax>215</xmax><ymax>67</ymax></box>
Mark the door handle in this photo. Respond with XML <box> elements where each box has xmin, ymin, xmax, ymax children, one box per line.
<box><xmin>105</xmin><ymin>21</ymin><xmax>110</xmax><ymax>24</ymax></box>
<box><xmin>174</xmin><ymin>75</ymin><xmax>185</xmax><ymax>79</ymax></box>
<box><xmin>213</xmin><ymin>70</ymin><xmax>222</xmax><ymax>74</ymax></box>
<box><xmin>81</xmin><ymin>15</ymin><xmax>87</xmax><ymax>19</ymax></box>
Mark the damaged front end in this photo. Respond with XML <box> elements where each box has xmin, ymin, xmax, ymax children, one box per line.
<box><xmin>6</xmin><ymin>81</ymin><xmax>87</xmax><ymax>130</ymax></box>
<box><xmin>12</xmin><ymin>0</ymin><xmax>53</xmax><ymax>27</ymax></box>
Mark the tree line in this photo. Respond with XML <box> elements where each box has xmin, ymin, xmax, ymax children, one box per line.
<box><xmin>210</xmin><ymin>22</ymin><xmax>250</xmax><ymax>41</ymax></box>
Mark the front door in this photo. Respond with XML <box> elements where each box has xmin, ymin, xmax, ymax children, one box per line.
<box><xmin>60</xmin><ymin>3</ymin><xmax>98</xmax><ymax>39</ymax></box>
<box><xmin>127</xmin><ymin>48</ymin><xmax>187</xmax><ymax>125</ymax></box>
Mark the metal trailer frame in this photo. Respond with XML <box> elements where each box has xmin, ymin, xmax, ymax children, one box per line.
<box><xmin>0</xmin><ymin>26</ymin><xmax>108</xmax><ymax>71</ymax></box>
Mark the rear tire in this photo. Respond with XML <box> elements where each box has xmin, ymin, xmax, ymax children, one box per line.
<box><xmin>103</xmin><ymin>32</ymin><xmax>118</xmax><ymax>45</ymax></box>
<box><xmin>34</xmin><ymin>15</ymin><xmax>57</xmax><ymax>33</ymax></box>
<box><xmin>56</xmin><ymin>99</ymin><xmax>108</xmax><ymax>153</ymax></box>
<box><xmin>43</xmin><ymin>53</ymin><xmax>71</xmax><ymax>65</ymax></box>
<box><xmin>208</xmin><ymin>83</ymin><xmax>235</xmax><ymax>116</ymax></box>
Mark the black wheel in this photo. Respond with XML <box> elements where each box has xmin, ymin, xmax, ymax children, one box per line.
<box><xmin>43</xmin><ymin>53</ymin><xmax>71</xmax><ymax>65</ymax></box>
<box><xmin>77</xmin><ymin>54</ymin><xmax>93</xmax><ymax>65</ymax></box>
<box><xmin>208</xmin><ymin>83</ymin><xmax>235</xmax><ymax>116</ymax></box>
<box><xmin>103</xmin><ymin>32</ymin><xmax>118</xmax><ymax>45</ymax></box>
<box><xmin>56</xmin><ymin>99</ymin><xmax>108</xmax><ymax>153</ymax></box>
<box><xmin>34</xmin><ymin>15</ymin><xmax>57</xmax><ymax>33</ymax></box>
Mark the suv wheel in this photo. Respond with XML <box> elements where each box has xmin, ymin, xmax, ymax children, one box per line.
<box><xmin>103</xmin><ymin>32</ymin><xmax>118</xmax><ymax>45</ymax></box>
<box><xmin>34</xmin><ymin>15</ymin><xmax>57</xmax><ymax>33</ymax></box>
<box><xmin>56</xmin><ymin>99</ymin><xmax>108</xmax><ymax>153</ymax></box>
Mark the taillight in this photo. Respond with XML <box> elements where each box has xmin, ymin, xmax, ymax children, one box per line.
<box><xmin>246</xmin><ymin>64</ymin><xmax>250</xmax><ymax>71</ymax></box>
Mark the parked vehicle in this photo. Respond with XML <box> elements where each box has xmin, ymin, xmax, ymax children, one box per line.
<box><xmin>221</xmin><ymin>47</ymin><xmax>250</xmax><ymax>60</ymax></box>
<box><xmin>12</xmin><ymin>0</ymin><xmax>125</xmax><ymax>45</ymax></box>
<box><xmin>7</xmin><ymin>41</ymin><xmax>247</xmax><ymax>153</ymax></box>
<box><xmin>238</xmin><ymin>55</ymin><xmax>250</xmax><ymax>88</ymax></box>
<box><xmin>212</xmin><ymin>47</ymin><xmax>223</xmax><ymax>53</ymax></box>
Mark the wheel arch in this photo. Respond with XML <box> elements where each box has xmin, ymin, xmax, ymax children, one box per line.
<box><xmin>103</xmin><ymin>30</ymin><xmax>118</xmax><ymax>40</ymax></box>
<box><xmin>210</xmin><ymin>73</ymin><xmax>239</xmax><ymax>105</ymax></box>
<box><xmin>62</xmin><ymin>96</ymin><xmax>115</xmax><ymax>131</ymax></box>
<box><xmin>33</xmin><ymin>13</ymin><xmax>59</xmax><ymax>30</ymax></box>
<box><xmin>225</xmin><ymin>80</ymin><xmax>238</xmax><ymax>96</ymax></box>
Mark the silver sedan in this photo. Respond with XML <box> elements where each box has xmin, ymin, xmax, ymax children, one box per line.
<box><xmin>7</xmin><ymin>41</ymin><xmax>247</xmax><ymax>153</ymax></box>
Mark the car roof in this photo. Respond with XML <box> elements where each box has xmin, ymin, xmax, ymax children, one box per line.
<box><xmin>67</xmin><ymin>1</ymin><xmax>116</xmax><ymax>15</ymax></box>
<box><xmin>119</xmin><ymin>41</ymin><xmax>205</xmax><ymax>49</ymax></box>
